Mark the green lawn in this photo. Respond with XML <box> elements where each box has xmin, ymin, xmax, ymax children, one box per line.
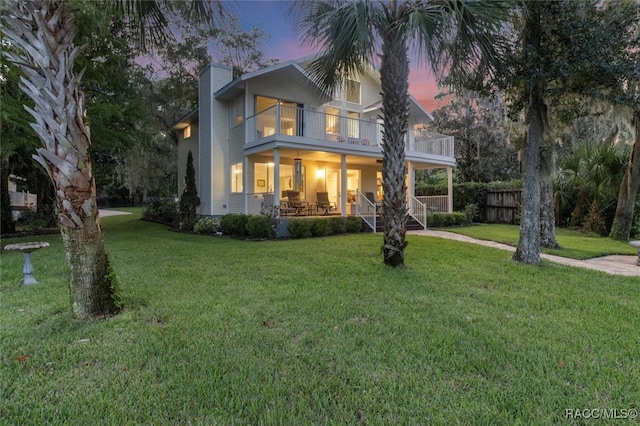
<box><xmin>2</xmin><ymin>211</ymin><xmax>639</xmax><ymax>424</ymax></box>
<box><xmin>441</xmin><ymin>223</ymin><xmax>637</xmax><ymax>260</ymax></box>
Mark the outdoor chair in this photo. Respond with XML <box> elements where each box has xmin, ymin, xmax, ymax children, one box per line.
<box><xmin>316</xmin><ymin>191</ymin><xmax>336</xmax><ymax>215</ymax></box>
<box><xmin>285</xmin><ymin>190</ymin><xmax>309</xmax><ymax>215</ymax></box>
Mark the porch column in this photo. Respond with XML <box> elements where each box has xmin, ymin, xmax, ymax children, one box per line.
<box><xmin>407</xmin><ymin>161</ymin><xmax>414</xmax><ymax>198</ymax></box>
<box><xmin>274</xmin><ymin>148</ymin><xmax>281</xmax><ymax>208</ymax></box>
<box><xmin>340</xmin><ymin>154</ymin><xmax>347</xmax><ymax>216</ymax></box>
<box><xmin>447</xmin><ymin>166</ymin><xmax>454</xmax><ymax>213</ymax></box>
<box><xmin>243</xmin><ymin>157</ymin><xmax>248</xmax><ymax>214</ymax></box>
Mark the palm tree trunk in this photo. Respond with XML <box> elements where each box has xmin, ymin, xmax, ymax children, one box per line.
<box><xmin>379</xmin><ymin>21</ymin><xmax>409</xmax><ymax>267</ymax></box>
<box><xmin>609</xmin><ymin>111</ymin><xmax>640</xmax><ymax>241</ymax></box>
<box><xmin>2</xmin><ymin>0</ymin><xmax>120</xmax><ymax>318</ymax></box>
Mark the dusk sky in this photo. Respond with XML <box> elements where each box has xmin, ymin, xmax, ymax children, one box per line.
<box><xmin>230</xmin><ymin>0</ymin><xmax>446</xmax><ymax>112</ymax></box>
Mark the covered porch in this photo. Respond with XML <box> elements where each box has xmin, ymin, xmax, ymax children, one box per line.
<box><xmin>237</xmin><ymin>146</ymin><xmax>454</xmax><ymax>230</ymax></box>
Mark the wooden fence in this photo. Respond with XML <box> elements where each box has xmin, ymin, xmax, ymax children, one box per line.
<box><xmin>485</xmin><ymin>190</ymin><xmax>521</xmax><ymax>224</ymax></box>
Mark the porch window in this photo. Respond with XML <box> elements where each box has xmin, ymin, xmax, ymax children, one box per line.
<box><xmin>346</xmin><ymin>80</ymin><xmax>361</xmax><ymax>104</ymax></box>
<box><xmin>254</xmin><ymin>163</ymin><xmax>294</xmax><ymax>193</ymax></box>
<box><xmin>346</xmin><ymin>169</ymin><xmax>360</xmax><ymax>202</ymax></box>
<box><xmin>231</xmin><ymin>163</ymin><xmax>243</xmax><ymax>193</ymax></box>
<box><xmin>347</xmin><ymin>111</ymin><xmax>359</xmax><ymax>138</ymax></box>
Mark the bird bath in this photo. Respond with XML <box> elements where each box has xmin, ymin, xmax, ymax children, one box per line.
<box><xmin>630</xmin><ymin>241</ymin><xmax>640</xmax><ymax>266</ymax></box>
<box><xmin>4</xmin><ymin>242</ymin><xmax>50</xmax><ymax>285</ymax></box>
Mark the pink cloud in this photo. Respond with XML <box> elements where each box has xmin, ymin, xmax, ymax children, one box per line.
<box><xmin>409</xmin><ymin>68</ymin><xmax>449</xmax><ymax>112</ymax></box>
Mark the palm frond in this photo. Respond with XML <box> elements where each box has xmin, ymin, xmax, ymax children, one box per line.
<box><xmin>291</xmin><ymin>0</ymin><xmax>379</xmax><ymax>94</ymax></box>
<box><xmin>436</xmin><ymin>0</ymin><xmax>517</xmax><ymax>92</ymax></box>
<box><xmin>106</xmin><ymin>0</ymin><xmax>225</xmax><ymax>50</ymax></box>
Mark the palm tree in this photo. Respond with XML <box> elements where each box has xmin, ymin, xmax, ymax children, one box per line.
<box><xmin>293</xmin><ymin>0</ymin><xmax>510</xmax><ymax>266</ymax></box>
<box><xmin>1</xmin><ymin>0</ymin><xmax>223</xmax><ymax>319</ymax></box>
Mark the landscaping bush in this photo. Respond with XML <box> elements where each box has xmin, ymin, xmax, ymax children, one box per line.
<box><xmin>220</xmin><ymin>214</ymin><xmax>248</xmax><ymax>236</ymax></box>
<box><xmin>328</xmin><ymin>216</ymin><xmax>347</xmax><ymax>235</ymax></box>
<box><xmin>428</xmin><ymin>212</ymin><xmax>467</xmax><ymax>228</ymax></box>
<box><xmin>178</xmin><ymin>151</ymin><xmax>200</xmax><ymax>231</ymax></box>
<box><xmin>246</xmin><ymin>215</ymin><xmax>273</xmax><ymax>239</ymax></box>
<box><xmin>345</xmin><ymin>216</ymin><xmax>362</xmax><ymax>233</ymax></box>
<box><xmin>142</xmin><ymin>198</ymin><xmax>179</xmax><ymax>226</ymax></box>
<box><xmin>287</xmin><ymin>219</ymin><xmax>312</xmax><ymax>239</ymax></box>
<box><xmin>309</xmin><ymin>218</ymin><xmax>329</xmax><ymax>237</ymax></box>
<box><xmin>193</xmin><ymin>217</ymin><xmax>221</xmax><ymax>235</ymax></box>
<box><xmin>464</xmin><ymin>203</ymin><xmax>479</xmax><ymax>223</ymax></box>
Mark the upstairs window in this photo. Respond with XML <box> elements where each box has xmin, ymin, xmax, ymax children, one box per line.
<box><xmin>231</xmin><ymin>97</ymin><xmax>244</xmax><ymax>127</ymax></box>
<box><xmin>346</xmin><ymin>80</ymin><xmax>361</xmax><ymax>104</ymax></box>
<box><xmin>347</xmin><ymin>111</ymin><xmax>359</xmax><ymax>138</ymax></box>
<box><xmin>325</xmin><ymin>107</ymin><xmax>340</xmax><ymax>135</ymax></box>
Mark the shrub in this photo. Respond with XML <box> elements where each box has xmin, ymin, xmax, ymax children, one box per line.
<box><xmin>143</xmin><ymin>198</ymin><xmax>179</xmax><ymax>226</ymax></box>
<box><xmin>464</xmin><ymin>203</ymin><xmax>479</xmax><ymax>223</ymax></box>
<box><xmin>428</xmin><ymin>212</ymin><xmax>467</xmax><ymax>228</ymax></box>
<box><xmin>345</xmin><ymin>216</ymin><xmax>362</xmax><ymax>233</ymax></box>
<box><xmin>309</xmin><ymin>218</ymin><xmax>329</xmax><ymax>237</ymax></box>
<box><xmin>220</xmin><ymin>214</ymin><xmax>248</xmax><ymax>236</ymax></box>
<box><xmin>287</xmin><ymin>219</ymin><xmax>312</xmax><ymax>239</ymax></box>
<box><xmin>246</xmin><ymin>215</ymin><xmax>272</xmax><ymax>239</ymax></box>
<box><xmin>328</xmin><ymin>216</ymin><xmax>347</xmax><ymax>235</ymax></box>
<box><xmin>193</xmin><ymin>217</ymin><xmax>221</xmax><ymax>235</ymax></box>
<box><xmin>179</xmin><ymin>151</ymin><xmax>200</xmax><ymax>231</ymax></box>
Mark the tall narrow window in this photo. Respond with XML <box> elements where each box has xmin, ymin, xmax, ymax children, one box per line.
<box><xmin>325</xmin><ymin>107</ymin><xmax>340</xmax><ymax>136</ymax></box>
<box><xmin>347</xmin><ymin>111</ymin><xmax>359</xmax><ymax>138</ymax></box>
<box><xmin>231</xmin><ymin>97</ymin><xmax>244</xmax><ymax>127</ymax></box>
<box><xmin>183</xmin><ymin>125</ymin><xmax>191</xmax><ymax>139</ymax></box>
<box><xmin>346</xmin><ymin>80</ymin><xmax>361</xmax><ymax>104</ymax></box>
<box><xmin>231</xmin><ymin>163</ymin><xmax>243</xmax><ymax>193</ymax></box>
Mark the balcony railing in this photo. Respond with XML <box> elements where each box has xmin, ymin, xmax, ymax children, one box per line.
<box><xmin>411</xmin><ymin>130</ymin><xmax>455</xmax><ymax>158</ymax></box>
<box><xmin>245</xmin><ymin>104</ymin><xmax>454</xmax><ymax>158</ymax></box>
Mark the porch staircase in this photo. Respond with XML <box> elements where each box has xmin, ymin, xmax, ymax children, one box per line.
<box><xmin>362</xmin><ymin>214</ymin><xmax>425</xmax><ymax>233</ymax></box>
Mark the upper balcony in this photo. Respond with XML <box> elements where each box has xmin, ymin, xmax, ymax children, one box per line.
<box><xmin>244</xmin><ymin>104</ymin><xmax>454</xmax><ymax>161</ymax></box>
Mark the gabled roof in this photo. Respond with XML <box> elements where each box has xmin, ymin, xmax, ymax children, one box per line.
<box><xmin>214</xmin><ymin>60</ymin><xmax>333</xmax><ymax>103</ymax></box>
<box><xmin>169</xmin><ymin>108</ymin><xmax>198</xmax><ymax>131</ymax></box>
<box><xmin>363</xmin><ymin>98</ymin><xmax>434</xmax><ymax>123</ymax></box>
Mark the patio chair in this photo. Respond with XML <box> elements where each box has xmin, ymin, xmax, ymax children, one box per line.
<box><xmin>285</xmin><ymin>190</ymin><xmax>309</xmax><ymax>215</ymax></box>
<box><xmin>316</xmin><ymin>191</ymin><xmax>336</xmax><ymax>215</ymax></box>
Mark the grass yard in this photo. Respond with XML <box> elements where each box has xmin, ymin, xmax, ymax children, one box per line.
<box><xmin>441</xmin><ymin>223</ymin><xmax>637</xmax><ymax>260</ymax></box>
<box><xmin>2</xmin><ymin>211</ymin><xmax>639</xmax><ymax>424</ymax></box>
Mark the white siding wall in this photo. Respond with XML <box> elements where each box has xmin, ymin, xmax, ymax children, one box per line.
<box><xmin>228</xmin><ymin>125</ymin><xmax>245</xmax><ymax>213</ymax></box>
<box><xmin>199</xmin><ymin>64</ymin><xmax>233</xmax><ymax>216</ymax></box>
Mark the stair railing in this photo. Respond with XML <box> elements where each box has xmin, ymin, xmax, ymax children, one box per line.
<box><xmin>355</xmin><ymin>190</ymin><xmax>377</xmax><ymax>233</ymax></box>
<box><xmin>407</xmin><ymin>194</ymin><xmax>427</xmax><ymax>230</ymax></box>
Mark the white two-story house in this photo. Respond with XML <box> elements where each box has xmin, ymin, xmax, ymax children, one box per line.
<box><xmin>172</xmin><ymin>56</ymin><xmax>455</xmax><ymax>231</ymax></box>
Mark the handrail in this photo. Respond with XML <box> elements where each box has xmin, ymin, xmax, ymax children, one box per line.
<box><xmin>355</xmin><ymin>190</ymin><xmax>377</xmax><ymax>233</ymax></box>
<box><xmin>407</xmin><ymin>194</ymin><xmax>427</xmax><ymax>230</ymax></box>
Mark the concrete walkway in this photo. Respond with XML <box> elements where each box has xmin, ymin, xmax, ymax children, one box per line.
<box><xmin>409</xmin><ymin>230</ymin><xmax>640</xmax><ymax>278</ymax></box>
<box><xmin>99</xmin><ymin>209</ymin><xmax>132</xmax><ymax>217</ymax></box>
